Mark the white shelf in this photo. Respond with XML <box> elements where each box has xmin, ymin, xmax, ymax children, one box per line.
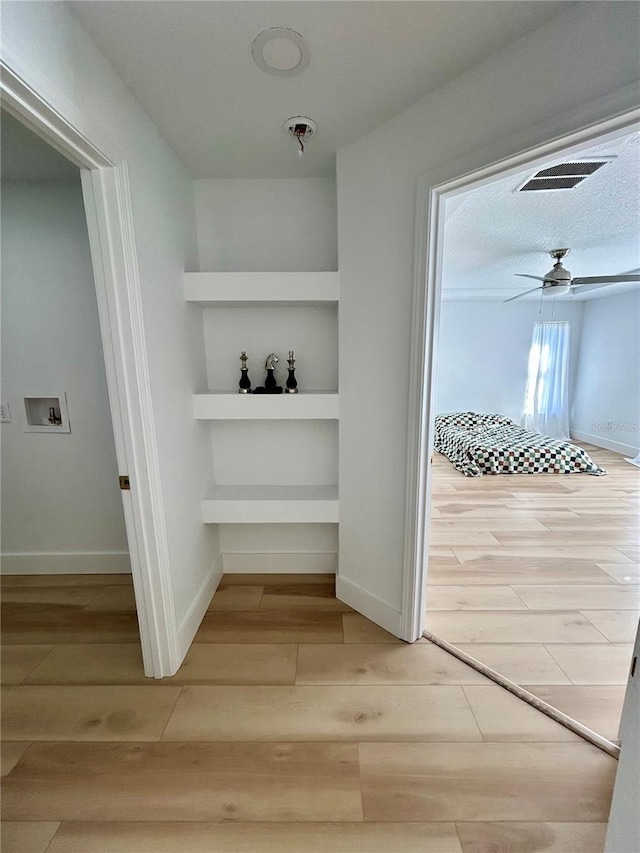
<box><xmin>194</xmin><ymin>392</ymin><xmax>339</xmax><ymax>420</ymax></box>
<box><xmin>202</xmin><ymin>485</ymin><xmax>339</xmax><ymax>524</ymax></box>
<box><xmin>184</xmin><ymin>272</ymin><xmax>339</xmax><ymax>306</ymax></box>
<box><xmin>189</xmin><ymin>269</ymin><xmax>340</xmax><ymax>528</ymax></box>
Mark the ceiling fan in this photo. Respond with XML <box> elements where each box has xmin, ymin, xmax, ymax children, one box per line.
<box><xmin>504</xmin><ymin>248</ymin><xmax>640</xmax><ymax>303</ymax></box>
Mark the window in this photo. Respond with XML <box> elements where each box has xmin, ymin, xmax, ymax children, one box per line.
<box><xmin>523</xmin><ymin>320</ymin><xmax>570</xmax><ymax>439</ymax></box>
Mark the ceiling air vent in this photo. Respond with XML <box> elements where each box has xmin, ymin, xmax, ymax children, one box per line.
<box><xmin>518</xmin><ymin>160</ymin><xmax>609</xmax><ymax>192</ymax></box>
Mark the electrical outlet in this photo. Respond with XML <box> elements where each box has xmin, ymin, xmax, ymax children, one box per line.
<box><xmin>0</xmin><ymin>402</ymin><xmax>11</xmax><ymax>423</ymax></box>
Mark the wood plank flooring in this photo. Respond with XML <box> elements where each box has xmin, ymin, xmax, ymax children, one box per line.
<box><xmin>427</xmin><ymin>443</ymin><xmax>639</xmax><ymax>742</ymax></box>
<box><xmin>1</xmin><ymin>572</ymin><xmax>616</xmax><ymax>852</ymax></box>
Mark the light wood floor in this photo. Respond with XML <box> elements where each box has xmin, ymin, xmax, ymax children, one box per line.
<box><xmin>427</xmin><ymin>443</ymin><xmax>639</xmax><ymax>742</ymax></box>
<box><xmin>2</xmin><ymin>572</ymin><xmax>617</xmax><ymax>852</ymax></box>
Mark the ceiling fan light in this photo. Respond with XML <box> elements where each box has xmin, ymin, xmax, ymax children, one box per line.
<box><xmin>545</xmin><ymin>284</ymin><xmax>571</xmax><ymax>297</ymax></box>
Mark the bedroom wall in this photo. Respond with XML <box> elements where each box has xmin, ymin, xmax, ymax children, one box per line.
<box><xmin>1</xmin><ymin>179</ymin><xmax>129</xmax><ymax>572</ymax></box>
<box><xmin>194</xmin><ymin>177</ymin><xmax>339</xmax><ymax>571</ymax></box>
<box><xmin>435</xmin><ymin>300</ymin><xmax>584</xmax><ymax>424</ymax></box>
<box><xmin>337</xmin><ymin>1</ymin><xmax>640</xmax><ymax>629</ymax></box>
<box><xmin>572</xmin><ymin>290</ymin><xmax>640</xmax><ymax>456</ymax></box>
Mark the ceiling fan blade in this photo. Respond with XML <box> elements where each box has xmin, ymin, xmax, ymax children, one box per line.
<box><xmin>504</xmin><ymin>286</ymin><xmax>542</xmax><ymax>303</ymax></box>
<box><xmin>568</xmin><ymin>284</ymin><xmax>613</xmax><ymax>295</ymax></box>
<box><xmin>515</xmin><ymin>274</ymin><xmax>552</xmax><ymax>283</ymax></box>
<box><xmin>572</xmin><ymin>274</ymin><xmax>640</xmax><ymax>286</ymax></box>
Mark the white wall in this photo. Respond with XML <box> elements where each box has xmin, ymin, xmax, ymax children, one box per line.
<box><xmin>572</xmin><ymin>291</ymin><xmax>640</xmax><ymax>456</ymax></box>
<box><xmin>195</xmin><ymin>178</ymin><xmax>337</xmax><ymax>272</ymax></box>
<box><xmin>435</xmin><ymin>301</ymin><xmax>584</xmax><ymax>424</ymax></box>
<box><xmin>211</xmin><ymin>421</ymin><xmax>338</xmax><ymax>487</ymax></box>
<box><xmin>194</xmin><ymin>178</ymin><xmax>339</xmax><ymax>568</ymax></box>
<box><xmin>1</xmin><ymin>180</ymin><xmax>129</xmax><ymax>570</ymax></box>
<box><xmin>337</xmin><ymin>2</ymin><xmax>640</xmax><ymax>624</ymax></box>
<box><xmin>1</xmin><ymin>3</ymin><xmax>219</xmax><ymax>635</ymax></box>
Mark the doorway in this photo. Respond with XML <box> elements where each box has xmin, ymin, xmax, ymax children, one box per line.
<box><xmin>411</xmin><ymin>114</ymin><xmax>640</xmax><ymax>746</ymax></box>
<box><xmin>1</xmin><ymin>108</ymin><xmax>143</xmax><ymax>649</ymax></box>
<box><xmin>1</xmin><ymin>110</ymin><xmax>130</xmax><ymax>575</ymax></box>
<box><xmin>0</xmin><ymin>71</ymin><xmax>179</xmax><ymax>677</ymax></box>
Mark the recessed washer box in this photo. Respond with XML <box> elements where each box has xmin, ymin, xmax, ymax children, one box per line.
<box><xmin>22</xmin><ymin>392</ymin><xmax>71</xmax><ymax>433</ymax></box>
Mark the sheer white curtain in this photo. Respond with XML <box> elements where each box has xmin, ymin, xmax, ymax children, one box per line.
<box><xmin>523</xmin><ymin>320</ymin><xmax>571</xmax><ymax>439</ymax></box>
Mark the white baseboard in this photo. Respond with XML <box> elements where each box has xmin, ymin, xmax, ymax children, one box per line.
<box><xmin>571</xmin><ymin>430</ymin><xmax>638</xmax><ymax>458</ymax></box>
<box><xmin>335</xmin><ymin>575</ymin><xmax>402</xmax><ymax>637</ymax></box>
<box><xmin>177</xmin><ymin>554</ymin><xmax>223</xmax><ymax>659</ymax></box>
<box><xmin>0</xmin><ymin>551</ymin><xmax>131</xmax><ymax>575</ymax></box>
<box><xmin>222</xmin><ymin>552</ymin><xmax>337</xmax><ymax>574</ymax></box>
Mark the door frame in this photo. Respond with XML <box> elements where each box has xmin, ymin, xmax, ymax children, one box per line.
<box><xmin>401</xmin><ymin>88</ymin><xmax>640</xmax><ymax>641</ymax></box>
<box><xmin>1</xmin><ymin>62</ymin><xmax>180</xmax><ymax>677</ymax></box>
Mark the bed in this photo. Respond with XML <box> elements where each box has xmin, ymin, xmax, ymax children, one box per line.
<box><xmin>434</xmin><ymin>412</ymin><xmax>606</xmax><ymax>477</ymax></box>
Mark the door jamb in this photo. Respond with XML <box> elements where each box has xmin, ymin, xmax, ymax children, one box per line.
<box><xmin>401</xmin><ymin>95</ymin><xmax>640</xmax><ymax>641</ymax></box>
<box><xmin>1</xmin><ymin>62</ymin><xmax>180</xmax><ymax>677</ymax></box>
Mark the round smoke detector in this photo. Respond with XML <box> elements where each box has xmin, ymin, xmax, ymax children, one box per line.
<box><xmin>252</xmin><ymin>28</ymin><xmax>310</xmax><ymax>75</ymax></box>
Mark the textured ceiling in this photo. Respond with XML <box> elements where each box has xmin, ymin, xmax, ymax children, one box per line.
<box><xmin>441</xmin><ymin>130</ymin><xmax>640</xmax><ymax>302</ymax></box>
<box><xmin>1</xmin><ymin>110</ymin><xmax>79</xmax><ymax>182</ymax></box>
<box><xmin>69</xmin><ymin>0</ymin><xmax>569</xmax><ymax>178</ymax></box>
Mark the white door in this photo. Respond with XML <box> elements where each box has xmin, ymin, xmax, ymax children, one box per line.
<box><xmin>605</xmin><ymin>617</ymin><xmax>640</xmax><ymax>852</ymax></box>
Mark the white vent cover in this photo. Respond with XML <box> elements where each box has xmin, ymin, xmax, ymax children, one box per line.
<box><xmin>518</xmin><ymin>160</ymin><xmax>609</xmax><ymax>192</ymax></box>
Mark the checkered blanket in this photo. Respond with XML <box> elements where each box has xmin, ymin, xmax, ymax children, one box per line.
<box><xmin>434</xmin><ymin>412</ymin><xmax>606</xmax><ymax>477</ymax></box>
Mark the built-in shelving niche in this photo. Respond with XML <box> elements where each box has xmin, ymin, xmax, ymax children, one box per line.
<box><xmin>186</xmin><ymin>272</ymin><xmax>340</xmax><ymax>524</ymax></box>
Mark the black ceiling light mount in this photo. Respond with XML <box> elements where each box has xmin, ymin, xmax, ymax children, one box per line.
<box><xmin>283</xmin><ymin>116</ymin><xmax>317</xmax><ymax>157</ymax></box>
